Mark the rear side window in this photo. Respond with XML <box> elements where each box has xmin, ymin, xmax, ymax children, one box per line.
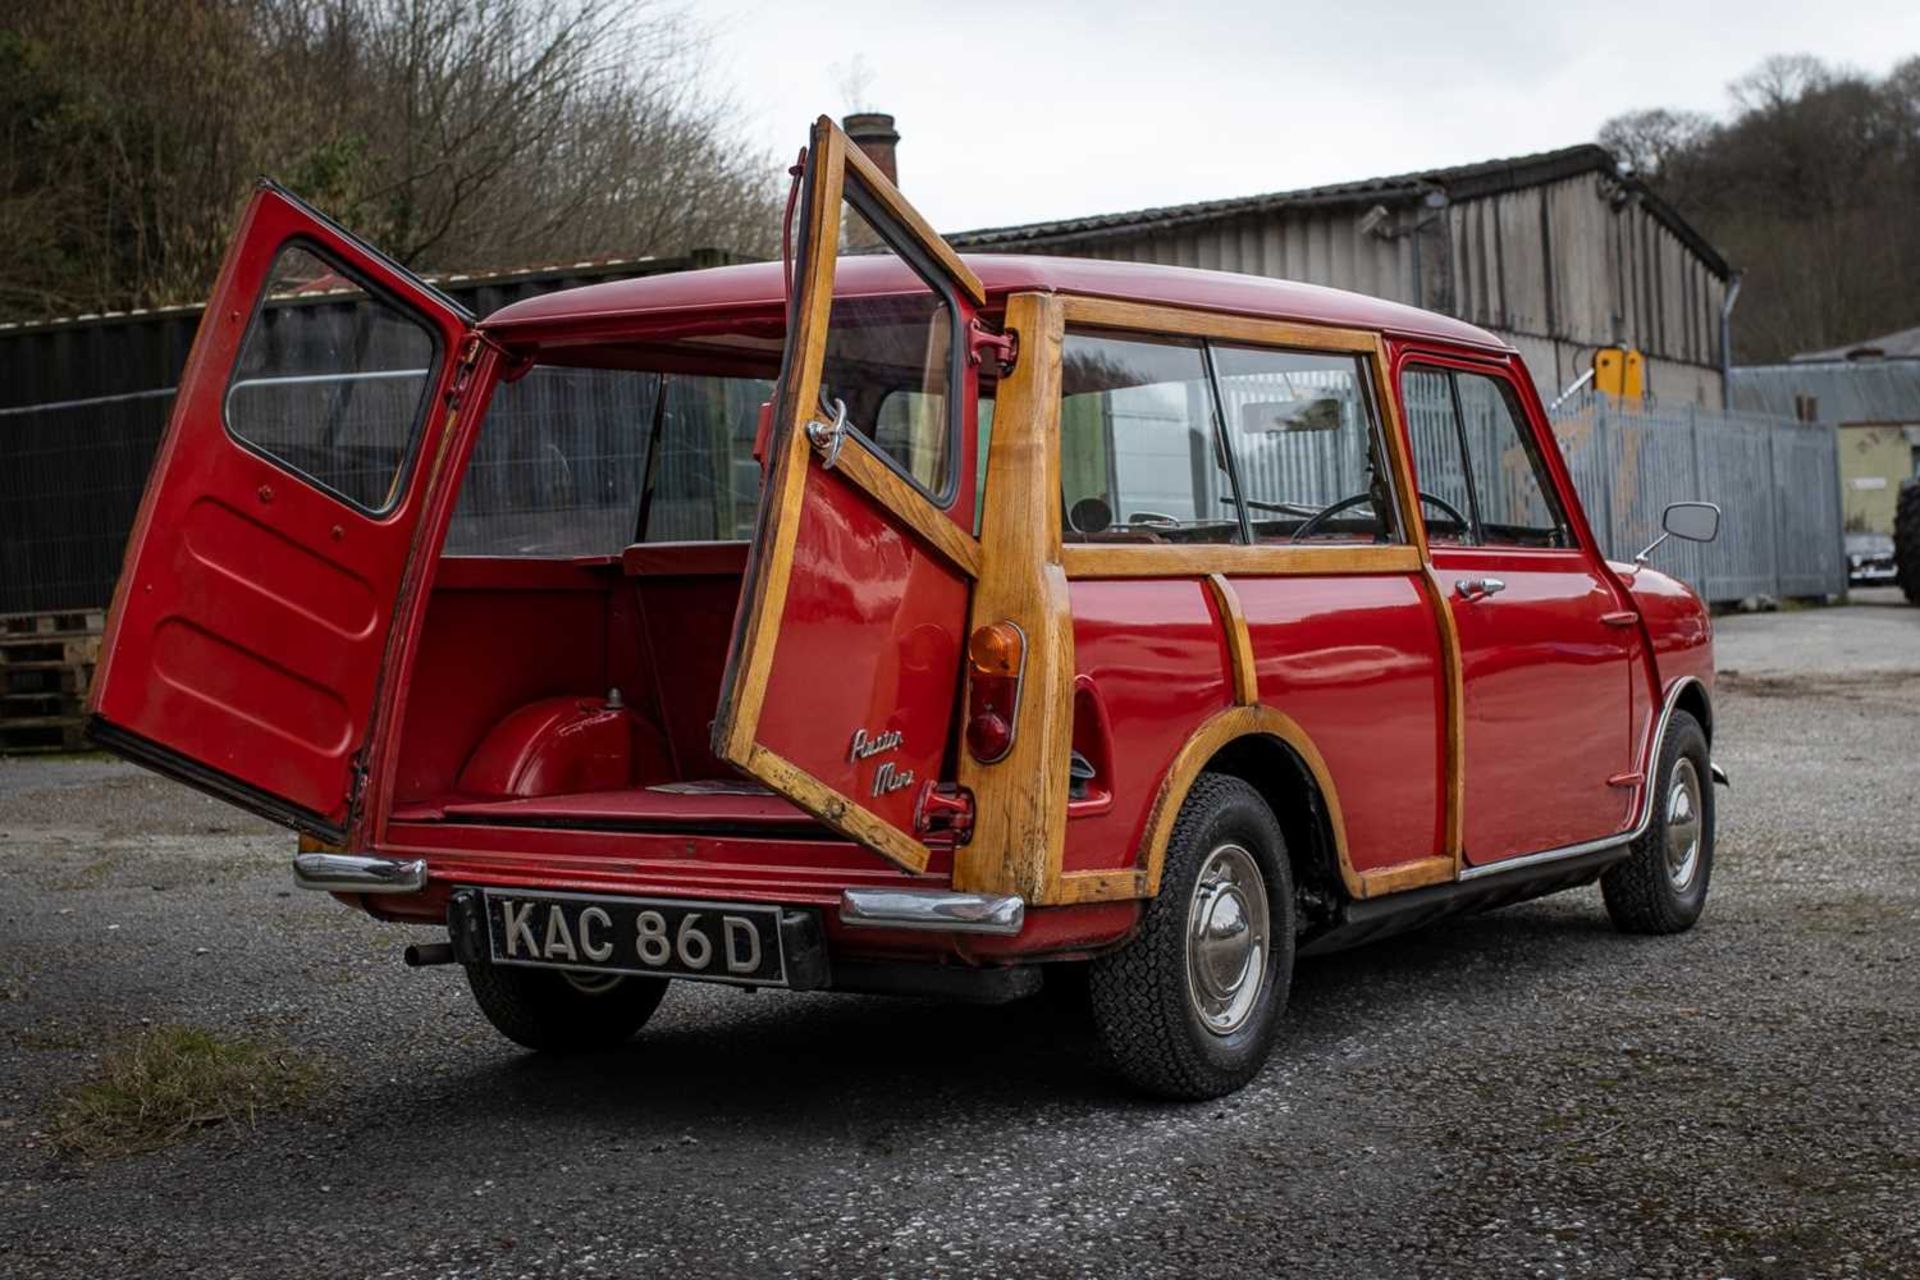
<box><xmin>1058</xmin><ymin>332</ymin><xmax>1241</xmax><ymax>544</ymax></box>
<box><xmin>224</xmin><ymin>242</ymin><xmax>440</xmax><ymax>514</ymax></box>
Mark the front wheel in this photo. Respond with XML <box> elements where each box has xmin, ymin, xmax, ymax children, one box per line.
<box><xmin>1089</xmin><ymin>774</ymin><xmax>1295</xmax><ymax>1099</ymax></box>
<box><xmin>464</xmin><ymin>964</ymin><xmax>670</xmax><ymax>1052</ymax></box>
<box><xmin>1602</xmin><ymin>709</ymin><xmax>1714</xmax><ymax>934</ymax></box>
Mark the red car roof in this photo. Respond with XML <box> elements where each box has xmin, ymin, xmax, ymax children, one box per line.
<box><xmin>480</xmin><ymin>253</ymin><xmax>1508</xmax><ymax>352</ymax></box>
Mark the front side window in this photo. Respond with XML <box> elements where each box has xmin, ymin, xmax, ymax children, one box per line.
<box><xmin>1058</xmin><ymin>332</ymin><xmax>1241</xmax><ymax>544</ymax></box>
<box><xmin>1400</xmin><ymin>363</ymin><xmax>1567</xmax><ymax>548</ymax></box>
<box><xmin>1213</xmin><ymin>345</ymin><xmax>1398</xmax><ymax>543</ymax></box>
<box><xmin>1455</xmin><ymin>371</ymin><xmax>1567</xmax><ymax>547</ymax></box>
<box><xmin>1400</xmin><ymin>367</ymin><xmax>1476</xmax><ymax>544</ymax></box>
<box><xmin>225</xmin><ymin>242</ymin><xmax>440</xmax><ymax>513</ymax></box>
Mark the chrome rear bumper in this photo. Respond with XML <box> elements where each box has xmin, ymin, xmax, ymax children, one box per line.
<box><xmin>293</xmin><ymin>853</ymin><xmax>428</xmax><ymax>894</ymax></box>
<box><xmin>839</xmin><ymin>887</ymin><xmax>1025</xmax><ymax>935</ymax></box>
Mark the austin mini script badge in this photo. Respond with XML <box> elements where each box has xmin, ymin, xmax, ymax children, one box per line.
<box><xmin>849</xmin><ymin>728</ymin><xmax>914</xmax><ymax>797</ymax></box>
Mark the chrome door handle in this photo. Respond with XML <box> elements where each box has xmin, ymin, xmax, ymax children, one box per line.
<box><xmin>1455</xmin><ymin>576</ymin><xmax>1506</xmax><ymax>601</ymax></box>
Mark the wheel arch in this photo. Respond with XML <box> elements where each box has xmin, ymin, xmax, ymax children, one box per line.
<box><xmin>1139</xmin><ymin>706</ymin><xmax>1362</xmax><ymax>904</ymax></box>
<box><xmin>1671</xmin><ymin>677</ymin><xmax>1713</xmax><ymax>744</ymax></box>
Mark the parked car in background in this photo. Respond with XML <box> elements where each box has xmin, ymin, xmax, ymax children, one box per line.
<box><xmin>1847</xmin><ymin>532</ymin><xmax>1898</xmax><ymax>586</ymax></box>
<box><xmin>86</xmin><ymin>118</ymin><xmax>1729</xmax><ymax>1099</ymax></box>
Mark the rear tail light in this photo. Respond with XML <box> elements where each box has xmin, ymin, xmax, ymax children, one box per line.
<box><xmin>965</xmin><ymin>621</ymin><xmax>1026</xmax><ymax>763</ymax></box>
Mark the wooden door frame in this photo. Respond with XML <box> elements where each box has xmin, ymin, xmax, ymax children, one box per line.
<box><xmin>711</xmin><ymin>116</ymin><xmax>986</xmax><ymax>874</ymax></box>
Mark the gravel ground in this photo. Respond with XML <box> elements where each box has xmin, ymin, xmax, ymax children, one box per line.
<box><xmin>2</xmin><ymin>598</ymin><xmax>1916</xmax><ymax>1279</ymax></box>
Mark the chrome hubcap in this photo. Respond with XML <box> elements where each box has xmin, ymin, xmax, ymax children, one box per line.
<box><xmin>1185</xmin><ymin>843</ymin><xmax>1270</xmax><ymax>1036</ymax></box>
<box><xmin>560</xmin><ymin>970</ymin><xmax>624</xmax><ymax>996</ymax></box>
<box><xmin>1665</xmin><ymin>757</ymin><xmax>1703</xmax><ymax>891</ymax></box>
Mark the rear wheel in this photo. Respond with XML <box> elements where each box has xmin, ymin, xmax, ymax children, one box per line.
<box><xmin>1089</xmin><ymin>774</ymin><xmax>1295</xmax><ymax>1100</ymax></box>
<box><xmin>1602</xmin><ymin>709</ymin><xmax>1714</xmax><ymax>934</ymax></box>
<box><xmin>464</xmin><ymin>964</ymin><xmax>669</xmax><ymax>1052</ymax></box>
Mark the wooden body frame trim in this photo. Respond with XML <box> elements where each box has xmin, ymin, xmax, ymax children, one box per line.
<box><xmin>958</xmin><ymin>294</ymin><xmax>1469</xmax><ymax>905</ymax></box>
<box><xmin>1205</xmin><ymin>574</ymin><xmax>1259</xmax><ymax>706</ymax></box>
<box><xmin>711</xmin><ymin>117</ymin><xmax>985</xmax><ymax>876</ymax></box>
<box><xmin>954</xmin><ymin>292</ymin><xmax>1073</xmax><ymax>900</ymax></box>
<box><xmin>1051</xmin><ymin>295</ymin><xmax>1462</xmax><ymax>900</ymax></box>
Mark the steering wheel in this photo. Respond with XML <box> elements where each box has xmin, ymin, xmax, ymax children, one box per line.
<box><xmin>1290</xmin><ymin>491</ymin><xmax>1470</xmax><ymax>542</ymax></box>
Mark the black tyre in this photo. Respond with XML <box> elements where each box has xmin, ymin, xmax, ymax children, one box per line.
<box><xmin>463</xmin><ymin>964</ymin><xmax>669</xmax><ymax>1052</ymax></box>
<box><xmin>1894</xmin><ymin>481</ymin><xmax>1920</xmax><ymax>605</ymax></box>
<box><xmin>1089</xmin><ymin>773</ymin><xmax>1295</xmax><ymax>1100</ymax></box>
<box><xmin>1602</xmin><ymin>709</ymin><xmax>1714</xmax><ymax>934</ymax></box>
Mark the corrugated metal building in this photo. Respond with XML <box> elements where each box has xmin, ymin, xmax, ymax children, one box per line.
<box><xmin>1728</xmin><ymin>332</ymin><xmax>1920</xmax><ymax>534</ymax></box>
<box><xmin>949</xmin><ymin>145</ymin><xmax>1734</xmax><ymax>410</ymax></box>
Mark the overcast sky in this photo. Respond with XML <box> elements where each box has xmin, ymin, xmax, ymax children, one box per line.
<box><xmin>695</xmin><ymin>0</ymin><xmax>1920</xmax><ymax>233</ymax></box>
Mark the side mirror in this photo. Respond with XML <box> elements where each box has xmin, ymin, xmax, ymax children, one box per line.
<box><xmin>1663</xmin><ymin>501</ymin><xmax>1720</xmax><ymax>543</ymax></box>
<box><xmin>1634</xmin><ymin>501</ymin><xmax>1720</xmax><ymax>567</ymax></box>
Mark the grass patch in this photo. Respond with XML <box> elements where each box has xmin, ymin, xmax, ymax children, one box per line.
<box><xmin>50</xmin><ymin>1025</ymin><xmax>322</xmax><ymax>1159</ymax></box>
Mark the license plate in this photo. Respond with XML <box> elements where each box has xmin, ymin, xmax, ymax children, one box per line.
<box><xmin>482</xmin><ymin>890</ymin><xmax>787</xmax><ymax>987</ymax></box>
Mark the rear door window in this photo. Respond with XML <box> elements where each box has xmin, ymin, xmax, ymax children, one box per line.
<box><xmin>224</xmin><ymin>242</ymin><xmax>441</xmax><ymax>514</ymax></box>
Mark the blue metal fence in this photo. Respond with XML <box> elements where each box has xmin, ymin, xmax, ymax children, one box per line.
<box><xmin>1550</xmin><ymin>394</ymin><xmax>1845</xmax><ymax>603</ymax></box>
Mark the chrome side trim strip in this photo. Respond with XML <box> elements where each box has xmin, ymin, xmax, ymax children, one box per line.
<box><xmin>293</xmin><ymin>853</ymin><xmax>429</xmax><ymax>894</ymax></box>
<box><xmin>1456</xmin><ymin>830</ymin><xmax>1633</xmax><ymax>882</ymax></box>
<box><xmin>1459</xmin><ymin>676</ymin><xmax>1706</xmax><ymax>884</ymax></box>
<box><xmin>839</xmin><ymin>888</ymin><xmax>1025</xmax><ymax>935</ymax></box>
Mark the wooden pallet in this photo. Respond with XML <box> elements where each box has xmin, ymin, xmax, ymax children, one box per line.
<box><xmin>0</xmin><ymin>716</ymin><xmax>90</xmax><ymax>754</ymax></box>
<box><xmin>0</xmin><ymin>609</ymin><xmax>105</xmax><ymax>638</ymax></box>
<box><xmin>0</xmin><ymin>609</ymin><xmax>104</xmax><ymax>755</ymax></box>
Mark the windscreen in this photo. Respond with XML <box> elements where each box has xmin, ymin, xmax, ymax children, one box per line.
<box><xmin>444</xmin><ymin>364</ymin><xmax>774</xmax><ymax>557</ymax></box>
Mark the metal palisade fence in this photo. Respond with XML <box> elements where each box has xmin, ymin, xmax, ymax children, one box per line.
<box><xmin>1549</xmin><ymin>393</ymin><xmax>1845</xmax><ymax>603</ymax></box>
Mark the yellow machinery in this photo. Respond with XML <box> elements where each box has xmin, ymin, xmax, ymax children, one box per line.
<box><xmin>1593</xmin><ymin>346</ymin><xmax>1645</xmax><ymax>401</ymax></box>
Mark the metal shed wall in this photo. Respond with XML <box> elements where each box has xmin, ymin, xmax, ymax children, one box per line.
<box><xmin>960</xmin><ymin>173</ymin><xmax>1727</xmax><ymax>412</ymax></box>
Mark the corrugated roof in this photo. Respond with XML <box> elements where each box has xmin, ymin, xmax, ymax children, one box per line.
<box><xmin>1792</xmin><ymin>324</ymin><xmax>1920</xmax><ymax>362</ymax></box>
<box><xmin>949</xmin><ymin>143</ymin><xmax>1731</xmax><ymax>280</ymax></box>
<box><xmin>1729</xmin><ymin>359</ymin><xmax>1920</xmax><ymax>423</ymax></box>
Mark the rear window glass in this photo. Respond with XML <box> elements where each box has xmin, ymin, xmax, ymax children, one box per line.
<box><xmin>224</xmin><ymin>242</ymin><xmax>439</xmax><ymax>513</ymax></box>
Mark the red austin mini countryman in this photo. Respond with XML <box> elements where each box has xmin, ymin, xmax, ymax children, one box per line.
<box><xmin>88</xmin><ymin>119</ymin><xmax>1725</xmax><ymax>1098</ymax></box>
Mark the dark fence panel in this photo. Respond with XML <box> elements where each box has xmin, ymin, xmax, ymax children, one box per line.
<box><xmin>0</xmin><ymin>255</ymin><xmax>730</xmax><ymax>614</ymax></box>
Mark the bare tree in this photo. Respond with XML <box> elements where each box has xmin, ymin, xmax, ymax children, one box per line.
<box><xmin>0</xmin><ymin>0</ymin><xmax>782</xmax><ymax>323</ymax></box>
<box><xmin>1600</xmin><ymin>53</ymin><xmax>1920</xmax><ymax>362</ymax></box>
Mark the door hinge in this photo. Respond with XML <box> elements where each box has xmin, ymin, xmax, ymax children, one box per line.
<box><xmin>968</xmin><ymin>319</ymin><xmax>1018</xmax><ymax>374</ymax></box>
<box><xmin>444</xmin><ymin>333</ymin><xmax>493</xmax><ymax>410</ymax></box>
<box><xmin>914</xmin><ymin>782</ymin><xmax>974</xmax><ymax>843</ymax></box>
<box><xmin>348</xmin><ymin>751</ymin><xmax>371</xmax><ymax>812</ymax></box>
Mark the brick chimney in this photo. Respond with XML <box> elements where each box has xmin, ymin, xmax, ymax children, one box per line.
<box><xmin>842</xmin><ymin>112</ymin><xmax>900</xmax><ymax>187</ymax></box>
